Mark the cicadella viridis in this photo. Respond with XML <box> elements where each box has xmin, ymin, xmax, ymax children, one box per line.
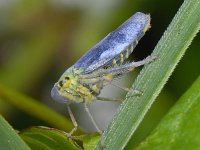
<box><xmin>51</xmin><ymin>12</ymin><xmax>155</xmax><ymax>137</ymax></box>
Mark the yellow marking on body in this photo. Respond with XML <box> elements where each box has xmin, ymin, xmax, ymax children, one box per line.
<box><xmin>63</xmin><ymin>80</ymin><xmax>71</xmax><ymax>88</ymax></box>
<box><xmin>113</xmin><ymin>59</ymin><xmax>117</xmax><ymax>65</ymax></box>
<box><xmin>103</xmin><ymin>74</ymin><xmax>113</xmax><ymax>81</ymax></box>
<box><xmin>143</xmin><ymin>21</ymin><xmax>151</xmax><ymax>33</ymax></box>
<box><xmin>77</xmin><ymin>85</ymin><xmax>90</xmax><ymax>96</ymax></box>
<box><xmin>120</xmin><ymin>53</ymin><xmax>124</xmax><ymax>63</ymax></box>
<box><xmin>130</xmin><ymin>45</ymin><xmax>134</xmax><ymax>52</ymax></box>
<box><xmin>136</xmin><ymin>40</ymin><xmax>138</xmax><ymax>45</ymax></box>
<box><xmin>126</xmin><ymin>49</ymin><xmax>129</xmax><ymax>58</ymax></box>
<box><xmin>77</xmin><ymin>85</ymin><xmax>93</xmax><ymax>103</ymax></box>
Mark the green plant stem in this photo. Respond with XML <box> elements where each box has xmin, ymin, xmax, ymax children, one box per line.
<box><xmin>95</xmin><ymin>0</ymin><xmax>200</xmax><ymax>149</ymax></box>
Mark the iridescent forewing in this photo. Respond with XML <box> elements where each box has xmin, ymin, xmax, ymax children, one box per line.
<box><xmin>73</xmin><ymin>12</ymin><xmax>150</xmax><ymax>75</ymax></box>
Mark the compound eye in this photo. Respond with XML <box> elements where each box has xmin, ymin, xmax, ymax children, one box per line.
<box><xmin>59</xmin><ymin>81</ymin><xmax>64</xmax><ymax>87</ymax></box>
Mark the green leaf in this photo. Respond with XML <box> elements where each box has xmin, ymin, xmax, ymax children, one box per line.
<box><xmin>20</xmin><ymin>126</ymin><xmax>80</xmax><ymax>150</ymax></box>
<box><xmin>0</xmin><ymin>115</ymin><xmax>30</xmax><ymax>150</ymax></box>
<box><xmin>136</xmin><ymin>75</ymin><xmax>200</xmax><ymax>149</ymax></box>
<box><xmin>95</xmin><ymin>0</ymin><xmax>200</xmax><ymax>149</ymax></box>
<box><xmin>81</xmin><ymin>134</ymin><xmax>101</xmax><ymax>150</ymax></box>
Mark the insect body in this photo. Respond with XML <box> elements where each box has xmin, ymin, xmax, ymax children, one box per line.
<box><xmin>51</xmin><ymin>12</ymin><xmax>154</xmax><ymax>135</ymax></box>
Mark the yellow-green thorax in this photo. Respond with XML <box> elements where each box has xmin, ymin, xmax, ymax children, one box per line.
<box><xmin>52</xmin><ymin>67</ymin><xmax>98</xmax><ymax>104</ymax></box>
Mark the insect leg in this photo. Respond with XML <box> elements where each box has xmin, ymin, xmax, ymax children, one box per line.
<box><xmin>130</xmin><ymin>55</ymin><xmax>156</xmax><ymax>67</ymax></box>
<box><xmin>67</xmin><ymin>105</ymin><xmax>78</xmax><ymax>136</ymax></box>
<box><xmin>84</xmin><ymin>102</ymin><xmax>102</xmax><ymax>134</ymax></box>
<box><xmin>96</xmin><ymin>97</ymin><xmax>122</xmax><ymax>102</ymax></box>
<box><xmin>110</xmin><ymin>82</ymin><xmax>142</xmax><ymax>95</ymax></box>
<box><xmin>108</xmin><ymin>55</ymin><xmax>156</xmax><ymax>76</ymax></box>
<box><xmin>80</xmin><ymin>55</ymin><xmax>156</xmax><ymax>79</ymax></box>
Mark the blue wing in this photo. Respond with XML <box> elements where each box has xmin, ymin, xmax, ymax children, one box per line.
<box><xmin>73</xmin><ymin>12</ymin><xmax>150</xmax><ymax>74</ymax></box>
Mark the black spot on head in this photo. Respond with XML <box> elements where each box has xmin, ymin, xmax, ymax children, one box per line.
<box><xmin>59</xmin><ymin>81</ymin><xmax>63</xmax><ymax>87</ymax></box>
<box><xmin>65</xmin><ymin>76</ymin><xmax>70</xmax><ymax>80</ymax></box>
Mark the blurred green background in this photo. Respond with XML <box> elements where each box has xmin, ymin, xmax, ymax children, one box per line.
<box><xmin>0</xmin><ymin>0</ymin><xmax>199</xmax><ymax>149</ymax></box>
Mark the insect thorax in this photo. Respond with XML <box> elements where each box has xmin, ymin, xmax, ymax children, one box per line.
<box><xmin>53</xmin><ymin>67</ymin><xmax>109</xmax><ymax>104</ymax></box>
